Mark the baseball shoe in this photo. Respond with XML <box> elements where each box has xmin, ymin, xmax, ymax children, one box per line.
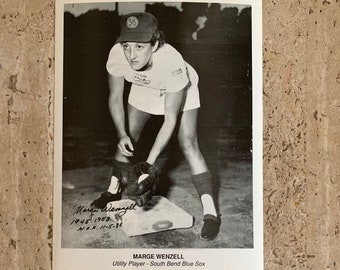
<box><xmin>200</xmin><ymin>214</ymin><xmax>221</xmax><ymax>241</ymax></box>
<box><xmin>90</xmin><ymin>191</ymin><xmax>122</xmax><ymax>210</ymax></box>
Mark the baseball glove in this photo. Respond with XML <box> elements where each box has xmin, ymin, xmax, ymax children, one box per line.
<box><xmin>121</xmin><ymin>162</ymin><xmax>159</xmax><ymax>206</ymax></box>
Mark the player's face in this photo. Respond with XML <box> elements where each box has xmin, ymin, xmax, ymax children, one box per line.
<box><xmin>122</xmin><ymin>42</ymin><xmax>155</xmax><ymax>71</ymax></box>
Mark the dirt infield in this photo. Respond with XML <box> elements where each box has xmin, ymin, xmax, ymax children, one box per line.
<box><xmin>61</xmin><ymin>124</ymin><xmax>253</xmax><ymax>248</ymax></box>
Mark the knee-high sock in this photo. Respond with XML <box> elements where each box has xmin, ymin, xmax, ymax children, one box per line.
<box><xmin>191</xmin><ymin>171</ymin><xmax>217</xmax><ymax>217</ymax></box>
<box><xmin>108</xmin><ymin>160</ymin><xmax>130</xmax><ymax>194</ymax></box>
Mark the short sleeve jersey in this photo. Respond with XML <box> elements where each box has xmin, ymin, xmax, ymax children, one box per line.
<box><xmin>106</xmin><ymin>43</ymin><xmax>190</xmax><ymax>94</ymax></box>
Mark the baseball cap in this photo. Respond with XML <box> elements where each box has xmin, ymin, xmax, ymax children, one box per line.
<box><xmin>115</xmin><ymin>12</ymin><xmax>158</xmax><ymax>43</ymax></box>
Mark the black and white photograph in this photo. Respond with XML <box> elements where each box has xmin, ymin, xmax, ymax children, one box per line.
<box><xmin>54</xmin><ymin>0</ymin><xmax>262</xmax><ymax>269</ymax></box>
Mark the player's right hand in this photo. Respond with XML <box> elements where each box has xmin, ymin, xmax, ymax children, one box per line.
<box><xmin>117</xmin><ymin>135</ymin><xmax>134</xmax><ymax>157</ymax></box>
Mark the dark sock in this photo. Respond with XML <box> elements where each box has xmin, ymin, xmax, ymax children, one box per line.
<box><xmin>191</xmin><ymin>171</ymin><xmax>214</xmax><ymax>198</ymax></box>
<box><xmin>111</xmin><ymin>160</ymin><xmax>131</xmax><ymax>177</ymax></box>
<box><xmin>192</xmin><ymin>171</ymin><xmax>218</xmax><ymax>217</ymax></box>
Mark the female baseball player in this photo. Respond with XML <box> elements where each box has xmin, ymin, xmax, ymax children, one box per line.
<box><xmin>91</xmin><ymin>12</ymin><xmax>220</xmax><ymax>240</ymax></box>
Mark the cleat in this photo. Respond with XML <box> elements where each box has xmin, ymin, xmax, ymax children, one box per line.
<box><xmin>91</xmin><ymin>191</ymin><xmax>122</xmax><ymax>209</ymax></box>
<box><xmin>200</xmin><ymin>214</ymin><xmax>221</xmax><ymax>241</ymax></box>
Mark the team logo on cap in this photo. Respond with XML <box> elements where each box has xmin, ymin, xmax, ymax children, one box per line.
<box><xmin>126</xmin><ymin>16</ymin><xmax>139</xmax><ymax>28</ymax></box>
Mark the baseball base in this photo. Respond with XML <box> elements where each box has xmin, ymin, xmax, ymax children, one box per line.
<box><xmin>106</xmin><ymin>196</ymin><xmax>193</xmax><ymax>237</ymax></box>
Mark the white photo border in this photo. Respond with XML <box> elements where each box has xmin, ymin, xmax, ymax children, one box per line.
<box><xmin>54</xmin><ymin>0</ymin><xmax>263</xmax><ymax>269</ymax></box>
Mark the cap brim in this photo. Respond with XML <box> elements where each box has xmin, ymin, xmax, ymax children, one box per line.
<box><xmin>115</xmin><ymin>31</ymin><xmax>153</xmax><ymax>44</ymax></box>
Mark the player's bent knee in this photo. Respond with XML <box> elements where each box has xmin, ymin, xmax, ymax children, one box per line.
<box><xmin>129</xmin><ymin>132</ymin><xmax>141</xmax><ymax>143</ymax></box>
<box><xmin>128</xmin><ymin>125</ymin><xmax>144</xmax><ymax>142</ymax></box>
<box><xmin>179</xmin><ymin>139</ymin><xmax>199</xmax><ymax>156</ymax></box>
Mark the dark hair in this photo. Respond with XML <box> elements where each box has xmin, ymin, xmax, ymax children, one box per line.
<box><xmin>150</xmin><ymin>30</ymin><xmax>166</xmax><ymax>49</ymax></box>
<box><xmin>119</xmin><ymin>30</ymin><xmax>166</xmax><ymax>50</ymax></box>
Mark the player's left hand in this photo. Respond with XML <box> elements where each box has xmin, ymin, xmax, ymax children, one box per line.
<box><xmin>121</xmin><ymin>162</ymin><xmax>159</xmax><ymax>206</ymax></box>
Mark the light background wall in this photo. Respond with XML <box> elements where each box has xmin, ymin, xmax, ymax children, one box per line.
<box><xmin>0</xmin><ymin>0</ymin><xmax>339</xmax><ymax>269</ymax></box>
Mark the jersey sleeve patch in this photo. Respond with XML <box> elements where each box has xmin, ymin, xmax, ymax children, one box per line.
<box><xmin>171</xmin><ymin>68</ymin><xmax>183</xmax><ymax>77</ymax></box>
